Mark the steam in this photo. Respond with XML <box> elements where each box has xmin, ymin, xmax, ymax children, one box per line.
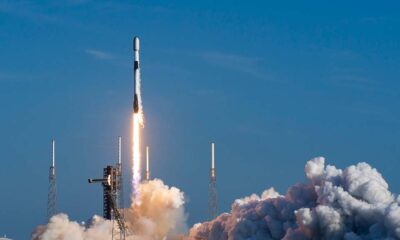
<box><xmin>33</xmin><ymin>157</ymin><xmax>400</xmax><ymax>240</ymax></box>
<box><xmin>188</xmin><ymin>157</ymin><xmax>400</xmax><ymax>240</ymax></box>
<box><xmin>32</xmin><ymin>179</ymin><xmax>186</xmax><ymax>240</ymax></box>
<box><xmin>125</xmin><ymin>179</ymin><xmax>187</xmax><ymax>239</ymax></box>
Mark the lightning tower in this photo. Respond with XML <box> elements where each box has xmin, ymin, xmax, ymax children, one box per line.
<box><xmin>145</xmin><ymin>145</ymin><xmax>150</xmax><ymax>181</ymax></box>
<box><xmin>208</xmin><ymin>142</ymin><xmax>218</xmax><ymax>219</ymax></box>
<box><xmin>47</xmin><ymin>139</ymin><xmax>57</xmax><ymax>221</ymax></box>
<box><xmin>116</xmin><ymin>136</ymin><xmax>124</xmax><ymax>209</ymax></box>
<box><xmin>116</xmin><ymin>136</ymin><xmax>125</xmax><ymax>222</ymax></box>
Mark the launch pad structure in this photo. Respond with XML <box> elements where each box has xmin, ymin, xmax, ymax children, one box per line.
<box><xmin>88</xmin><ymin>137</ymin><xmax>127</xmax><ymax>239</ymax></box>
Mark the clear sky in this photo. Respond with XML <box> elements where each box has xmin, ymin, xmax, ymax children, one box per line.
<box><xmin>1</xmin><ymin>1</ymin><xmax>400</xmax><ymax>239</ymax></box>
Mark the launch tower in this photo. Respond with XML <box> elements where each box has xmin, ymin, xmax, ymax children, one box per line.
<box><xmin>88</xmin><ymin>137</ymin><xmax>126</xmax><ymax>239</ymax></box>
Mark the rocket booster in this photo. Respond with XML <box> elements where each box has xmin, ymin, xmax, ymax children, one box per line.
<box><xmin>133</xmin><ymin>36</ymin><xmax>140</xmax><ymax>113</ymax></box>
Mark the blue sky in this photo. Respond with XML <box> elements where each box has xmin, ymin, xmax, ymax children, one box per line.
<box><xmin>1</xmin><ymin>1</ymin><xmax>400</xmax><ymax>239</ymax></box>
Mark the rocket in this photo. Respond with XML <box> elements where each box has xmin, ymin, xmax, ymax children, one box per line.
<box><xmin>133</xmin><ymin>36</ymin><xmax>140</xmax><ymax>113</ymax></box>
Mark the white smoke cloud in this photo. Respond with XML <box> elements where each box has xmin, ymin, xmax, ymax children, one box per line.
<box><xmin>188</xmin><ymin>157</ymin><xmax>400</xmax><ymax>240</ymax></box>
<box><xmin>32</xmin><ymin>179</ymin><xmax>186</xmax><ymax>240</ymax></box>
<box><xmin>33</xmin><ymin>157</ymin><xmax>400</xmax><ymax>240</ymax></box>
<box><xmin>125</xmin><ymin>179</ymin><xmax>187</xmax><ymax>239</ymax></box>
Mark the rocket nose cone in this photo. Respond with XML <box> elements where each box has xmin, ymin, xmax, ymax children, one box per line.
<box><xmin>134</xmin><ymin>37</ymin><xmax>140</xmax><ymax>51</ymax></box>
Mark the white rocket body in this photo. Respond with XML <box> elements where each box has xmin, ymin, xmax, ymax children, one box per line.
<box><xmin>133</xmin><ymin>37</ymin><xmax>140</xmax><ymax>113</ymax></box>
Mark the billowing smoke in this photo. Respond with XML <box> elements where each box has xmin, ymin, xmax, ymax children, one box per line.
<box><xmin>188</xmin><ymin>157</ymin><xmax>400</xmax><ymax>240</ymax></box>
<box><xmin>33</xmin><ymin>157</ymin><xmax>400</xmax><ymax>240</ymax></box>
<box><xmin>32</xmin><ymin>179</ymin><xmax>187</xmax><ymax>240</ymax></box>
<box><xmin>125</xmin><ymin>179</ymin><xmax>187</xmax><ymax>239</ymax></box>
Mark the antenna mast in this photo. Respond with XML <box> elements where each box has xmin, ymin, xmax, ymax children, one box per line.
<box><xmin>145</xmin><ymin>145</ymin><xmax>150</xmax><ymax>181</ymax></box>
<box><xmin>208</xmin><ymin>142</ymin><xmax>218</xmax><ymax>219</ymax></box>
<box><xmin>47</xmin><ymin>139</ymin><xmax>57</xmax><ymax>221</ymax></box>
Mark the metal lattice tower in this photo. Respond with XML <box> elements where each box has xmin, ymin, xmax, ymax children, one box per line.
<box><xmin>47</xmin><ymin>139</ymin><xmax>57</xmax><ymax>221</ymax></box>
<box><xmin>145</xmin><ymin>145</ymin><xmax>150</xmax><ymax>181</ymax></box>
<box><xmin>116</xmin><ymin>136</ymin><xmax>126</xmax><ymax>240</ymax></box>
<box><xmin>117</xmin><ymin>137</ymin><xmax>124</xmax><ymax>210</ymax></box>
<box><xmin>208</xmin><ymin>142</ymin><xmax>218</xmax><ymax>220</ymax></box>
<box><xmin>88</xmin><ymin>137</ymin><xmax>127</xmax><ymax>239</ymax></box>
